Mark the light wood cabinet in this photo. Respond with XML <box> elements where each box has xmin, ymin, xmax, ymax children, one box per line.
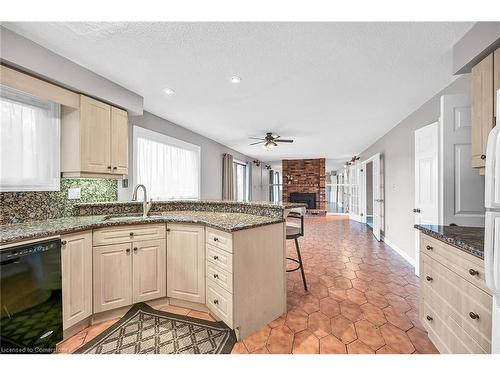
<box><xmin>61</xmin><ymin>231</ymin><xmax>92</xmax><ymax>331</ymax></box>
<box><xmin>419</xmin><ymin>233</ymin><xmax>492</xmax><ymax>354</ymax></box>
<box><xmin>93</xmin><ymin>243</ymin><xmax>133</xmax><ymax>313</ymax></box>
<box><xmin>61</xmin><ymin>95</ymin><xmax>128</xmax><ymax>178</ymax></box>
<box><xmin>471</xmin><ymin>49</ymin><xmax>498</xmax><ymax>170</ymax></box>
<box><xmin>167</xmin><ymin>224</ymin><xmax>206</xmax><ymax>304</ymax></box>
<box><xmin>93</xmin><ymin>224</ymin><xmax>166</xmax><ymax>313</ymax></box>
<box><xmin>111</xmin><ymin>107</ymin><xmax>129</xmax><ymax>175</ymax></box>
<box><xmin>133</xmin><ymin>239</ymin><xmax>166</xmax><ymax>303</ymax></box>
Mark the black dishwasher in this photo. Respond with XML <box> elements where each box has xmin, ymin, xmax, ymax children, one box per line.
<box><xmin>0</xmin><ymin>239</ymin><xmax>63</xmax><ymax>354</ymax></box>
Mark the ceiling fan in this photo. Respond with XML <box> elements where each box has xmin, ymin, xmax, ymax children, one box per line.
<box><xmin>249</xmin><ymin>132</ymin><xmax>294</xmax><ymax>149</ymax></box>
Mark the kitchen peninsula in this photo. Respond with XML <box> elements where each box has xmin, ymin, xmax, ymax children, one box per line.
<box><xmin>0</xmin><ymin>200</ymin><xmax>305</xmax><ymax>341</ymax></box>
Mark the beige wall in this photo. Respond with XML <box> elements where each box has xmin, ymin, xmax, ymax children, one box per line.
<box><xmin>360</xmin><ymin>74</ymin><xmax>471</xmax><ymax>263</ymax></box>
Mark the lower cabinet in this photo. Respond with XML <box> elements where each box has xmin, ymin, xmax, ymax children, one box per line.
<box><xmin>133</xmin><ymin>239</ymin><xmax>167</xmax><ymax>303</ymax></box>
<box><xmin>167</xmin><ymin>224</ymin><xmax>206</xmax><ymax>304</ymax></box>
<box><xmin>93</xmin><ymin>243</ymin><xmax>133</xmax><ymax>313</ymax></box>
<box><xmin>420</xmin><ymin>233</ymin><xmax>492</xmax><ymax>353</ymax></box>
<box><xmin>92</xmin><ymin>225</ymin><xmax>166</xmax><ymax>313</ymax></box>
<box><xmin>61</xmin><ymin>231</ymin><xmax>93</xmax><ymax>331</ymax></box>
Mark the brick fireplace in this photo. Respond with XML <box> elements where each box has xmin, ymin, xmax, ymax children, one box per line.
<box><xmin>282</xmin><ymin>158</ymin><xmax>326</xmax><ymax>213</ymax></box>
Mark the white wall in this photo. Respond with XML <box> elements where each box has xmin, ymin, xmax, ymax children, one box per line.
<box><xmin>359</xmin><ymin>74</ymin><xmax>472</xmax><ymax>263</ymax></box>
<box><xmin>119</xmin><ymin>111</ymin><xmax>258</xmax><ymax>201</ymax></box>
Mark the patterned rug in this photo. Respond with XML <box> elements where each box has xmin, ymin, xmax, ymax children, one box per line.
<box><xmin>75</xmin><ymin>303</ymin><xmax>236</xmax><ymax>354</ymax></box>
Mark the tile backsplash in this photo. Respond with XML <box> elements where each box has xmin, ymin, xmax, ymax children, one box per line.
<box><xmin>0</xmin><ymin>178</ymin><xmax>118</xmax><ymax>224</ymax></box>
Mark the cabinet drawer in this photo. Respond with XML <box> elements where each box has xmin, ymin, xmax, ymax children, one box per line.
<box><xmin>206</xmin><ymin>228</ymin><xmax>232</xmax><ymax>253</ymax></box>
<box><xmin>206</xmin><ymin>279</ymin><xmax>233</xmax><ymax>328</ymax></box>
<box><xmin>93</xmin><ymin>224</ymin><xmax>165</xmax><ymax>246</ymax></box>
<box><xmin>420</xmin><ymin>234</ymin><xmax>489</xmax><ymax>294</ymax></box>
<box><xmin>421</xmin><ymin>253</ymin><xmax>492</xmax><ymax>352</ymax></box>
<box><xmin>206</xmin><ymin>261</ymin><xmax>233</xmax><ymax>293</ymax></box>
<box><xmin>422</xmin><ymin>285</ymin><xmax>488</xmax><ymax>354</ymax></box>
<box><xmin>206</xmin><ymin>244</ymin><xmax>233</xmax><ymax>273</ymax></box>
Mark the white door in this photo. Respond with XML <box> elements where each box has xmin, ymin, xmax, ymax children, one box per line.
<box><xmin>414</xmin><ymin>122</ymin><xmax>440</xmax><ymax>275</ymax></box>
<box><xmin>349</xmin><ymin>162</ymin><xmax>362</xmax><ymax>222</ymax></box>
<box><xmin>441</xmin><ymin>94</ymin><xmax>485</xmax><ymax>226</ymax></box>
<box><xmin>372</xmin><ymin>154</ymin><xmax>382</xmax><ymax>241</ymax></box>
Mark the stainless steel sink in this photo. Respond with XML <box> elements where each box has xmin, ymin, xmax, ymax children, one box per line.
<box><xmin>103</xmin><ymin>214</ymin><xmax>164</xmax><ymax>222</ymax></box>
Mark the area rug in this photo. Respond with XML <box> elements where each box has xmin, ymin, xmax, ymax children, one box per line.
<box><xmin>75</xmin><ymin>303</ymin><xmax>236</xmax><ymax>354</ymax></box>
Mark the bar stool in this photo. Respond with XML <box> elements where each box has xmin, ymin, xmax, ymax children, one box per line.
<box><xmin>286</xmin><ymin>210</ymin><xmax>308</xmax><ymax>291</ymax></box>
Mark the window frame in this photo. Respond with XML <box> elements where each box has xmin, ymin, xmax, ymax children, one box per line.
<box><xmin>132</xmin><ymin>126</ymin><xmax>201</xmax><ymax>200</ymax></box>
<box><xmin>0</xmin><ymin>85</ymin><xmax>61</xmax><ymax>192</ymax></box>
<box><xmin>233</xmin><ymin>159</ymin><xmax>249</xmax><ymax>202</ymax></box>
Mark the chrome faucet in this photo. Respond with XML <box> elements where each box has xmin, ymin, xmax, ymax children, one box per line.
<box><xmin>132</xmin><ymin>184</ymin><xmax>153</xmax><ymax>218</ymax></box>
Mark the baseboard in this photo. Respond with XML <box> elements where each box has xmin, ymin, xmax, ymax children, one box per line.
<box><xmin>381</xmin><ymin>235</ymin><xmax>416</xmax><ymax>268</ymax></box>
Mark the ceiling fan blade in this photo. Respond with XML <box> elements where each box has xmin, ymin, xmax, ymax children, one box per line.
<box><xmin>273</xmin><ymin>135</ymin><xmax>281</xmax><ymax>140</ymax></box>
<box><xmin>249</xmin><ymin>141</ymin><xmax>266</xmax><ymax>145</ymax></box>
<box><xmin>274</xmin><ymin>139</ymin><xmax>294</xmax><ymax>143</ymax></box>
<box><xmin>248</xmin><ymin>137</ymin><xmax>265</xmax><ymax>140</ymax></box>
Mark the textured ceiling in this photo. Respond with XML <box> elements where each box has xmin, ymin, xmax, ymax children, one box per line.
<box><xmin>3</xmin><ymin>22</ymin><xmax>473</xmax><ymax>161</ymax></box>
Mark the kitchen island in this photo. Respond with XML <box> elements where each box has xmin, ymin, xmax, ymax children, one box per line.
<box><xmin>0</xmin><ymin>200</ymin><xmax>306</xmax><ymax>341</ymax></box>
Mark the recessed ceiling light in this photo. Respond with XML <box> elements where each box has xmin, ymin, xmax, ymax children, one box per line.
<box><xmin>230</xmin><ymin>76</ymin><xmax>241</xmax><ymax>84</ymax></box>
<box><xmin>163</xmin><ymin>88</ymin><xmax>175</xmax><ymax>95</ymax></box>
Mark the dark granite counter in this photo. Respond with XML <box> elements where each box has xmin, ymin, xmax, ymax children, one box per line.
<box><xmin>414</xmin><ymin>224</ymin><xmax>484</xmax><ymax>259</ymax></box>
<box><xmin>74</xmin><ymin>200</ymin><xmax>306</xmax><ymax>219</ymax></box>
<box><xmin>0</xmin><ymin>211</ymin><xmax>284</xmax><ymax>245</ymax></box>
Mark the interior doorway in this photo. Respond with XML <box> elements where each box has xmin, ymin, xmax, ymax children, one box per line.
<box><xmin>361</xmin><ymin>153</ymin><xmax>382</xmax><ymax>241</ymax></box>
<box><xmin>365</xmin><ymin>161</ymin><xmax>374</xmax><ymax>229</ymax></box>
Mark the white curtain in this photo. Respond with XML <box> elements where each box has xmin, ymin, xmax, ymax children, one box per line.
<box><xmin>135</xmin><ymin>127</ymin><xmax>200</xmax><ymax>200</ymax></box>
<box><xmin>0</xmin><ymin>86</ymin><xmax>60</xmax><ymax>191</ymax></box>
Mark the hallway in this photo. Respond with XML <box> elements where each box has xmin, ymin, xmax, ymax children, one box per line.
<box><xmin>232</xmin><ymin>216</ymin><xmax>438</xmax><ymax>354</ymax></box>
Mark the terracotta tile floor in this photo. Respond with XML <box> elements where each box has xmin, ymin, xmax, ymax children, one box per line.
<box><xmin>57</xmin><ymin>216</ymin><xmax>438</xmax><ymax>354</ymax></box>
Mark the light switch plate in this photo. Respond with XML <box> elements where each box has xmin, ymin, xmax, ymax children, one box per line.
<box><xmin>68</xmin><ymin>187</ymin><xmax>81</xmax><ymax>200</ymax></box>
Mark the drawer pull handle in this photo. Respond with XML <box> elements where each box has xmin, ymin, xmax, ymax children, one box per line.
<box><xmin>469</xmin><ymin>312</ymin><xmax>479</xmax><ymax>320</ymax></box>
<box><xmin>213</xmin><ymin>274</ymin><xmax>219</xmax><ymax>279</ymax></box>
<box><xmin>481</xmin><ymin>154</ymin><xmax>486</xmax><ymax>160</ymax></box>
<box><xmin>129</xmin><ymin>232</ymin><xmax>134</xmax><ymax>236</ymax></box>
<box><xmin>61</xmin><ymin>240</ymin><xmax>67</xmax><ymax>246</ymax></box>
<box><xmin>469</xmin><ymin>269</ymin><xmax>479</xmax><ymax>276</ymax></box>
<box><xmin>213</xmin><ymin>237</ymin><xmax>219</xmax><ymax>242</ymax></box>
<box><xmin>126</xmin><ymin>248</ymin><xmax>131</xmax><ymax>253</ymax></box>
<box><xmin>213</xmin><ymin>255</ymin><xmax>219</xmax><ymax>260</ymax></box>
<box><xmin>213</xmin><ymin>299</ymin><xmax>219</xmax><ymax>305</ymax></box>
<box><xmin>426</xmin><ymin>315</ymin><xmax>433</xmax><ymax>321</ymax></box>
<box><xmin>426</xmin><ymin>276</ymin><xmax>433</xmax><ymax>282</ymax></box>
<box><xmin>133</xmin><ymin>247</ymin><xmax>138</xmax><ymax>252</ymax></box>
<box><xmin>425</xmin><ymin>245</ymin><xmax>433</xmax><ymax>251</ymax></box>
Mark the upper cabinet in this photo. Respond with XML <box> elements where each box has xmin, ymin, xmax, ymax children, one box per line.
<box><xmin>61</xmin><ymin>95</ymin><xmax>128</xmax><ymax>178</ymax></box>
<box><xmin>471</xmin><ymin>49</ymin><xmax>498</xmax><ymax>172</ymax></box>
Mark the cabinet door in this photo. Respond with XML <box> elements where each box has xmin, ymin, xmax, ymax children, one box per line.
<box><xmin>167</xmin><ymin>224</ymin><xmax>205</xmax><ymax>303</ymax></box>
<box><xmin>132</xmin><ymin>239</ymin><xmax>166</xmax><ymax>303</ymax></box>
<box><xmin>472</xmin><ymin>53</ymin><xmax>494</xmax><ymax>168</ymax></box>
<box><xmin>80</xmin><ymin>95</ymin><xmax>111</xmax><ymax>173</ymax></box>
<box><xmin>61</xmin><ymin>231</ymin><xmax>92</xmax><ymax>330</ymax></box>
<box><xmin>93</xmin><ymin>243</ymin><xmax>133</xmax><ymax>313</ymax></box>
<box><xmin>110</xmin><ymin>107</ymin><xmax>129</xmax><ymax>175</ymax></box>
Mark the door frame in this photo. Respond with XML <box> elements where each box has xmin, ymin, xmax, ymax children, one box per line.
<box><xmin>361</xmin><ymin>153</ymin><xmax>382</xmax><ymax>240</ymax></box>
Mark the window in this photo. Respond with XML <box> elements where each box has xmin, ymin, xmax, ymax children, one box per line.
<box><xmin>233</xmin><ymin>160</ymin><xmax>248</xmax><ymax>202</ymax></box>
<box><xmin>0</xmin><ymin>85</ymin><xmax>60</xmax><ymax>192</ymax></box>
<box><xmin>133</xmin><ymin>126</ymin><xmax>200</xmax><ymax>200</ymax></box>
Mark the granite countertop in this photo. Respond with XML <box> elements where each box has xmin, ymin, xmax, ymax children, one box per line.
<box><xmin>0</xmin><ymin>211</ymin><xmax>284</xmax><ymax>245</ymax></box>
<box><xmin>76</xmin><ymin>200</ymin><xmax>306</xmax><ymax>210</ymax></box>
<box><xmin>414</xmin><ymin>224</ymin><xmax>484</xmax><ymax>259</ymax></box>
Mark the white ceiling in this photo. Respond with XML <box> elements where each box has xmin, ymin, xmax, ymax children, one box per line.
<box><xmin>4</xmin><ymin>22</ymin><xmax>473</xmax><ymax>161</ymax></box>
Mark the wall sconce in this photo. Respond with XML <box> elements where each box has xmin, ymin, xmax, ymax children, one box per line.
<box><xmin>265</xmin><ymin>165</ymin><xmax>272</xmax><ymax>170</ymax></box>
<box><xmin>252</xmin><ymin>160</ymin><xmax>261</xmax><ymax>167</ymax></box>
<box><xmin>285</xmin><ymin>175</ymin><xmax>294</xmax><ymax>184</ymax></box>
